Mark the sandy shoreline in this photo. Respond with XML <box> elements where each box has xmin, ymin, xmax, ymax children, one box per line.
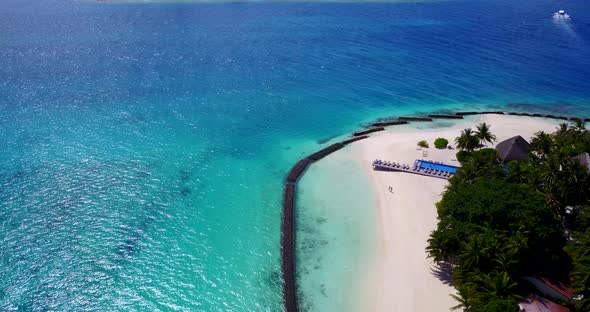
<box><xmin>349</xmin><ymin>114</ymin><xmax>565</xmax><ymax>312</ymax></box>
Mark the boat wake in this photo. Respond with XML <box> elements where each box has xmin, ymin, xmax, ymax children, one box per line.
<box><xmin>553</xmin><ymin>10</ymin><xmax>571</xmax><ymax>20</ymax></box>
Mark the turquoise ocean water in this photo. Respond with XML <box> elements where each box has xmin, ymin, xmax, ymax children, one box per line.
<box><xmin>1</xmin><ymin>0</ymin><xmax>589</xmax><ymax>310</ymax></box>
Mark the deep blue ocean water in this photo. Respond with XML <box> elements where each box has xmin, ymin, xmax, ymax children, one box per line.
<box><xmin>1</xmin><ymin>0</ymin><xmax>589</xmax><ymax>310</ymax></box>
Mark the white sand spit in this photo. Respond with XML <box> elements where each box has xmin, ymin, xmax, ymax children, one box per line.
<box><xmin>351</xmin><ymin>114</ymin><xmax>564</xmax><ymax>312</ymax></box>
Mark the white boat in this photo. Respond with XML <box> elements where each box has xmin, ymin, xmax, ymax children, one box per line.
<box><xmin>553</xmin><ymin>9</ymin><xmax>570</xmax><ymax>19</ymax></box>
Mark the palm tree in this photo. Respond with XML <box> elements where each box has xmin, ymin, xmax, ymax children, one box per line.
<box><xmin>529</xmin><ymin>131</ymin><xmax>554</xmax><ymax>160</ymax></box>
<box><xmin>574</xmin><ymin>119</ymin><xmax>586</xmax><ymax>132</ymax></box>
<box><xmin>555</xmin><ymin>123</ymin><xmax>571</xmax><ymax>141</ymax></box>
<box><xmin>572</xmin><ymin>119</ymin><xmax>587</xmax><ymax>143</ymax></box>
<box><xmin>493</xmin><ymin>253</ymin><xmax>518</xmax><ymax>278</ymax></box>
<box><xmin>456</xmin><ymin>128</ymin><xmax>480</xmax><ymax>152</ymax></box>
<box><xmin>537</xmin><ymin>154</ymin><xmax>565</xmax><ymax>210</ymax></box>
<box><xmin>505</xmin><ymin>161</ymin><xmax>529</xmax><ymax>184</ymax></box>
<box><xmin>504</xmin><ymin>231</ymin><xmax>528</xmax><ymax>259</ymax></box>
<box><xmin>451</xmin><ymin>284</ymin><xmax>480</xmax><ymax>311</ymax></box>
<box><xmin>427</xmin><ymin>224</ymin><xmax>459</xmax><ymax>264</ymax></box>
<box><xmin>475</xmin><ymin>123</ymin><xmax>496</xmax><ymax>146</ymax></box>
<box><xmin>460</xmin><ymin>236</ymin><xmax>485</xmax><ymax>271</ymax></box>
<box><xmin>571</xmin><ymin>229</ymin><xmax>590</xmax><ymax>311</ymax></box>
<box><xmin>477</xmin><ymin>271</ymin><xmax>520</xmax><ymax>301</ymax></box>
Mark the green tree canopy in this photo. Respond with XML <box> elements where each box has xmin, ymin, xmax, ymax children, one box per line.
<box><xmin>435</xmin><ymin>137</ymin><xmax>450</xmax><ymax>149</ymax></box>
<box><xmin>456</xmin><ymin>128</ymin><xmax>480</xmax><ymax>153</ymax></box>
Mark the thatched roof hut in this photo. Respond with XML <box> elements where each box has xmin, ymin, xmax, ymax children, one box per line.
<box><xmin>495</xmin><ymin>135</ymin><xmax>530</xmax><ymax>163</ymax></box>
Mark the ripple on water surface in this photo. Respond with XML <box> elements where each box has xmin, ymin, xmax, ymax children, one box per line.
<box><xmin>1</xmin><ymin>0</ymin><xmax>590</xmax><ymax>310</ymax></box>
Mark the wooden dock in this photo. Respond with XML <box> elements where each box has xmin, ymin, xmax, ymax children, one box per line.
<box><xmin>372</xmin><ymin>160</ymin><xmax>455</xmax><ymax>180</ymax></box>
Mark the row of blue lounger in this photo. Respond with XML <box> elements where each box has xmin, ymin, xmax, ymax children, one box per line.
<box><xmin>418</xmin><ymin>159</ymin><xmax>444</xmax><ymax>164</ymax></box>
<box><xmin>374</xmin><ymin>159</ymin><xmax>454</xmax><ymax>178</ymax></box>
<box><xmin>373</xmin><ymin>160</ymin><xmax>411</xmax><ymax>170</ymax></box>
<box><xmin>413</xmin><ymin>166</ymin><xmax>454</xmax><ymax>177</ymax></box>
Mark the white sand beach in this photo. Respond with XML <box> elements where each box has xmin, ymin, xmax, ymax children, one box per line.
<box><xmin>351</xmin><ymin>114</ymin><xmax>565</xmax><ymax>312</ymax></box>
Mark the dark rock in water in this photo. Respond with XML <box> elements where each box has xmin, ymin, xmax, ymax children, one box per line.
<box><xmin>300</xmin><ymin>239</ymin><xmax>315</xmax><ymax>252</ymax></box>
<box><xmin>12</xmin><ymin>170</ymin><xmax>26</xmax><ymax>181</ymax></box>
<box><xmin>316</xmin><ymin>217</ymin><xmax>327</xmax><ymax>224</ymax></box>
<box><xmin>119</xmin><ymin>236</ymin><xmax>139</xmax><ymax>257</ymax></box>
<box><xmin>353</xmin><ymin>127</ymin><xmax>385</xmax><ymax>136</ymax></box>
<box><xmin>320</xmin><ymin>284</ymin><xmax>327</xmax><ymax>297</ymax></box>
<box><xmin>371</xmin><ymin>120</ymin><xmax>408</xmax><ymax>127</ymax></box>
<box><xmin>308</xmin><ymin>143</ymin><xmax>344</xmax><ymax>161</ymax></box>
<box><xmin>286</xmin><ymin>159</ymin><xmax>311</xmax><ymax>182</ymax></box>
<box><xmin>179</xmin><ymin>170</ymin><xmax>191</xmax><ymax>183</ymax></box>
<box><xmin>398</xmin><ymin>116</ymin><xmax>433</xmax><ymax>122</ymax></box>
<box><xmin>341</xmin><ymin>135</ymin><xmax>368</xmax><ymax>145</ymax></box>
<box><xmin>133</xmin><ymin>170</ymin><xmax>152</xmax><ymax>180</ymax></box>
<box><xmin>479</xmin><ymin>111</ymin><xmax>505</xmax><ymax>115</ymax></box>
<box><xmin>139</xmin><ymin>215</ymin><xmax>156</xmax><ymax>230</ymax></box>
<box><xmin>428</xmin><ymin>114</ymin><xmax>464</xmax><ymax>119</ymax></box>
<box><xmin>455</xmin><ymin>111</ymin><xmax>479</xmax><ymax>116</ymax></box>
<box><xmin>266</xmin><ymin>269</ymin><xmax>282</xmax><ymax>288</ymax></box>
<box><xmin>180</xmin><ymin>187</ymin><xmax>191</xmax><ymax>196</ymax></box>
<box><xmin>297</xmin><ymin>290</ymin><xmax>313</xmax><ymax>312</ymax></box>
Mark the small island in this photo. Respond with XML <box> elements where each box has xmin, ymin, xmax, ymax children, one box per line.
<box><xmin>291</xmin><ymin>113</ymin><xmax>590</xmax><ymax>312</ymax></box>
<box><xmin>358</xmin><ymin>114</ymin><xmax>590</xmax><ymax>312</ymax></box>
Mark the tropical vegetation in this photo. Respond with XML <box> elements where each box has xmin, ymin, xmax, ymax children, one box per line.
<box><xmin>427</xmin><ymin>121</ymin><xmax>590</xmax><ymax>311</ymax></box>
<box><xmin>455</xmin><ymin>128</ymin><xmax>479</xmax><ymax>153</ymax></box>
<box><xmin>435</xmin><ymin>137</ymin><xmax>449</xmax><ymax>149</ymax></box>
<box><xmin>475</xmin><ymin>122</ymin><xmax>496</xmax><ymax>146</ymax></box>
<box><xmin>418</xmin><ymin>140</ymin><xmax>429</xmax><ymax>148</ymax></box>
<box><xmin>455</xmin><ymin>123</ymin><xmax>497</xmax><ymax>154</ymax></box>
